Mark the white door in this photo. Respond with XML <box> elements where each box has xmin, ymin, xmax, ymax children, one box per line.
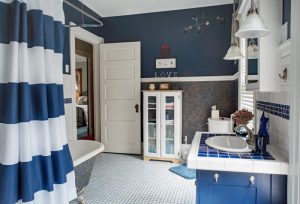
<box><xmin>100</xmin><ymin>42</ymin><xmax>141</xmax><ymax>154</ymax></box>
<box><xmin>143</xmin><ymin>92</ymin><xmax>161</xmax><ymax>158</ymax></box>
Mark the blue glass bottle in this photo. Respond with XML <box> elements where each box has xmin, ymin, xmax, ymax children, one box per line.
<box><xmin>255</xmin><ymin>112</ymin><xmax>269</xmax><ymax>155</ymax></box>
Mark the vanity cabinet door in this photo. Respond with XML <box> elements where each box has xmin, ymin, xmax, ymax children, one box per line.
<box><xmin>196</xmin><ymin>170</ymin><xmax>290</xmax><ymax>204</ymax></box>
<box><xmin>197</xmin><ymin>171</ymin><xmax>258</xmax><ymax>204</ymax></box>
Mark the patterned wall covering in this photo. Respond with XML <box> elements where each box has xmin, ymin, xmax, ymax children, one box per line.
<box><xmin>141</xmin><ymin>81</ymin><xmax>238</xmax><ymax>143</ymax></box>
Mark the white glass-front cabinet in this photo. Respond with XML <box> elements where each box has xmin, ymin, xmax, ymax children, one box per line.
<box><xmin>143</xmin><ymin>91</ymin><xmax>182</xmax><ymax>163</ymax></box>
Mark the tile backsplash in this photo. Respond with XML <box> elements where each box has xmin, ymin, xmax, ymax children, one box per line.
<box><xmin>256</xmin><ymin>101</ymin><xmax>290</xmax><ymax>120</ymax></box>
<box><xmin>255</xmin><ymin>92</ymin><xmax>290</xmax><ymax>159</ymax></box>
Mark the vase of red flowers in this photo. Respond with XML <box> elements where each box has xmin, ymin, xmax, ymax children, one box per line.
<box><xmin>232</xmin><ymin>109</ymin><xmax>254</xmax><ymax>136</ymax></box>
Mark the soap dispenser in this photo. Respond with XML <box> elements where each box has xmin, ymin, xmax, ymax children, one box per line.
<box><xmin>256</xmin><ymin>112</ymin><xmax>269</xmax><ymax>155</ymax></box>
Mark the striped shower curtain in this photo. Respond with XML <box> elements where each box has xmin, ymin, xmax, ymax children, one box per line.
<box><xmin>0</xmin><ymin>0</ymin><xmax>76</xmax><ymax>203</ymax></box>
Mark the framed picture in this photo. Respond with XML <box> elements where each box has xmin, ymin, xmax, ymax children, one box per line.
<box><xmin>159</xmin><ymin>83</ymin><xmax>170</xmax><ymax>90</ymax></box>
<box><xmin>76</xmin><ymin>68</ymin><xmax>82</xmax><ymax>100</ymax></box>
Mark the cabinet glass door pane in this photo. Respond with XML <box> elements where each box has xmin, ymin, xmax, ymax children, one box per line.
<box><xmin>148</xmin><ymin>96</ymin><xmax>157</xmax><ymax>153</ymax></box>
<box><xmin>165</xmin><ymin>96</ymin><xmax>175</xmax><ymax>155</ymax></box>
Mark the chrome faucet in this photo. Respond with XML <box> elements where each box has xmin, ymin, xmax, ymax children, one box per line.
<box><xmin>234</xmin><ymin>125</ymin><xmax>256</xmax><ymax>146</ymax></box>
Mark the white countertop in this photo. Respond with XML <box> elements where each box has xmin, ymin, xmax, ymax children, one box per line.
<box><xmin>187</xmin><ymin>132</ymin><xmax>289</xmax><ymax>175</ymax></box>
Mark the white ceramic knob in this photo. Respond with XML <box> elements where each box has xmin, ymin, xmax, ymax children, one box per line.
<box><xmin>214</xmin><ymin>173</ymin><xmax>219</xmax><ymax>183</ymax></box>
<box><xmin>249</xmin><ymin>176</ymin><xmax>255</xmax><ymax>185</ymax></box>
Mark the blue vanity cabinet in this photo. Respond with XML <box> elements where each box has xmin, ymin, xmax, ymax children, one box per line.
<box><xmin>196</xmin><ymin>170</ymin><xmax>287</xmax><ymax>204</ymax></box>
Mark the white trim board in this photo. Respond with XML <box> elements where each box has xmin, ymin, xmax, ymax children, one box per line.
<box><xmin>141</xmin><ymin>72</ymin><xmax>239</xmax><ymax>83</ymax></box>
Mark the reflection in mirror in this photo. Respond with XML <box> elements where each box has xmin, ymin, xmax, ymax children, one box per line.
<box><xmin>247</xmin><ymin>39</ymin><xmax>258</xmax><ymax>84</ymax></box>
<box><xmin>235</xmin><ymin>125</ymin><xmax>248</xmax><ymax>137</ymax></box>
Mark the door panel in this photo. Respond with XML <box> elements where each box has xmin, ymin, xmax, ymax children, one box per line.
<box><xmin>105</xmin><ymin>60</ymin><xmax>135</xmax><ymax>80</ymax></box>
<box><xmin>143</xmin><ymin>93</ymin><xmax>161</xmax><ymax>157</ymax></box>
<box><xmin>105</xmin><ymin>101</ymin><xmax>135</xmax><ymax>121</ymax></box>
<box><xmin>100</xmin><ymin>42</ymin><xmax>141</xmax><ymax>154</ymax></box>
<box><xmin>160</xmin><ymin>92</ymin><xmax>180</xmax><ymax>158</ymax></box>
<box><xmin>105</xmin><ymin>48</ymin><xmax>135</xmax><ymax>61</ymax></box>
<box><xmin>105</xmin><ymin>125</ymin><xmax>135</xmax><ymax>143</ymax></box>
<box><xmin>212</xmin><ymin>185</ymin><xmax>256</xmax><ymax>204</ymax></box>
<box><xmin>105</xmin><ymin>84</ymin><xmax>135</xmax><ymax>100</ymax></box>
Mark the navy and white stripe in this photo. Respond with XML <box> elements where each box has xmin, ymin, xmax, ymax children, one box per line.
<box><xmin>0</xmin><ymin>0</ymin><xmax>76</xmax><ymax>203</ymax></box>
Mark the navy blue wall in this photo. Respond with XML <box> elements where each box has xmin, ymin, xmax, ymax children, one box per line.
<box><xmin>63</xmin><ymin>0</ymin><xmax>104</xmax><ymax>73</ymax></box>
<box><xmin>104</xmin><ymin>4</ymin><xmax>237</xmax><ymax>78</ymax></box>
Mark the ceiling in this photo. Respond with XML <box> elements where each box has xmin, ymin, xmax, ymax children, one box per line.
<box><xmin>82</xmin><ymin>0</ymin><xmax>234</xmax><ymax>17</ymax></box>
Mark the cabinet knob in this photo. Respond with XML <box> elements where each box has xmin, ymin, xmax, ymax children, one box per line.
<box><xmin>214</xmin><ymin>173</ymin><xmax>219</xmax><ymax>183</ymax></box>
<box><xmin>249</xmin><ymin>176</ymin><xmax>255</xmax><ymax>185</ymax></box>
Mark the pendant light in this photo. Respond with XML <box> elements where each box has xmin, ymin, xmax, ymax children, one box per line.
<box><xmin>247</xmin><ymin>39</ymin><xmax>259</xmax><ymax>59</ymax></box>
<box><xmin>235</xmin><ymin>0</ymin><xmax>270</xmax><ymax>38</ymax></box>
<box><xmin>224</xmin><ymin>5</ymin><xmax>244</xmax><ymax>60</ymax></box>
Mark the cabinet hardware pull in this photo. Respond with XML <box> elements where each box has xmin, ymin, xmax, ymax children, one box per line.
<box><xmin>279</xmin><ymin>68</ymin><xmax>288</xmax><ymax>82</ymax></box>
<box><xmin>214</xmin><ymin>173</ymin><xmax>219</xmax><ymax>183</ymax></box>
<box><xmin>249</xmin><ymin>176</ymin><xmax>255</xmax><ymax>185</ymax></box>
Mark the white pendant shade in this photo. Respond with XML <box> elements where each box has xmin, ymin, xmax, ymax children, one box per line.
<box><xmin>235</xmin><ymin>12</ymin><xmax>270</xmax><ymax>38</ymax></box>
<box><xmin>224</xmin><ymin>43</ymin><xmax>244</xmax><ymax>60</ymax></box>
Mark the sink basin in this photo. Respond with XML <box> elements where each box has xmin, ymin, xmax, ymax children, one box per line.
<box><xmin>205</xmin><ymin>136</ymin><xmax>252</xmax><ymax>153</ymax></box>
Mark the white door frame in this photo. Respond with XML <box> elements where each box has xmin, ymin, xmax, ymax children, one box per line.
<box><xmin>289</xmin><ymin>0</ymin><xmax>300</xmax><ymax>203</ymax></box>
<box><xmin>69</xmin><ymin>26</ymin><xmax>104</xmax><ymax>141</ymax></box>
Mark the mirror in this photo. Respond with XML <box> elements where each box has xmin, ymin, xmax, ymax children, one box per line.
<box><xmin>247</xmin><ymin>38</ymin><xmax>259</xmax><ymax>84</ymax></box>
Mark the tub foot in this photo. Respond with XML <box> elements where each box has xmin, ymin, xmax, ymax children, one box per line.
<box><xmin>77</xmin><ymin>187</ymin><xmax>86</xmax><ymax>204</ymax></box>
<box><xmin>78</xmin><ymin>194</ymin><xmax>86</xmax><ymax>204</ymax></box>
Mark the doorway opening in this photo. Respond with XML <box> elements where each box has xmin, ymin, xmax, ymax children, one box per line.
<box><xmin>75</xmin><ymin>39</ymin><xmax>94</xmax><ymax>140</ymax></box>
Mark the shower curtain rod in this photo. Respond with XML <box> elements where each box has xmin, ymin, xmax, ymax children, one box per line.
<box><xmin>63</xmin><ymin>0</ymin><xmax>104</xmax><ymax>27</ymax></box>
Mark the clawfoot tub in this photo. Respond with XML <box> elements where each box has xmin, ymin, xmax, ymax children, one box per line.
<box><xmin>69</xmin><ymin>140</ymin><xmax>105</xmax><ymax>204</ymax></box>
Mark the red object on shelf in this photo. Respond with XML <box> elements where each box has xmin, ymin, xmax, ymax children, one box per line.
<box><xmin>160</xmin><ymin>43</ymin><xmax>172</xmax><ymax>58</ymax></box>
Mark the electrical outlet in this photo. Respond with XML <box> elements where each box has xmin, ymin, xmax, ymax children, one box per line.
<box><xmin>156</xmin><ymin>58</ymin><xmax>176</xmax><ymax>69</ymax></box>
<box><xmin>65</xmin><ymin>64</ymin><xmax>70</xmax><ymax>74</ymax></box>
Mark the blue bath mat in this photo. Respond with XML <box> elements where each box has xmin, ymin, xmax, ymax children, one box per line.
<box><xmin>169</xmin><ymin>164</ymin><xmax>196</xmax><ymax>180</ymax></box>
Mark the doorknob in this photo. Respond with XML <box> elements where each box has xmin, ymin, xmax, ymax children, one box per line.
<box><xmin>135</xmin><ymin>104</ymin><xmax>139</xmax><ymax>113</ymax></box>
